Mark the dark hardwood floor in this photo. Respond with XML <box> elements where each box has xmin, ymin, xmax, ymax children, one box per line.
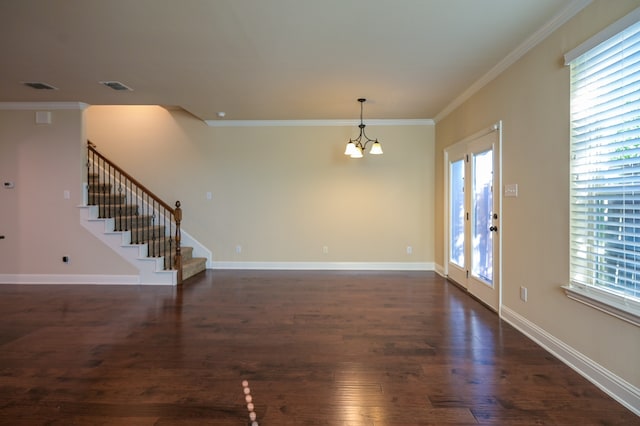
<box><xmin>0</xmin><ymin>270</ymin><xmax>637</xmax><ymax>425</ymax></box>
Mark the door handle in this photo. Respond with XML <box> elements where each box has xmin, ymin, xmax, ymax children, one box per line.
<box><xmin>489</xmin><ymin>226</ymin><xmax>498</xmax><ymax>232</ymax></box>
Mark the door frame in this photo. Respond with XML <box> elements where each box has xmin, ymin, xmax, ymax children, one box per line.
<box><xmin>443</xmin><ymin>121</ymin><xmax>503</xmax><ymax>314</ymax></box>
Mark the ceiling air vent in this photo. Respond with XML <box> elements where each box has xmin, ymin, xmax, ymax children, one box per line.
<box><xmin>100</xmin><ymin>81</ymin><xmax>133</xmax><ymax>91</ymax></box>
<box><xmin>23</xmin><ymin>82</ymin><xmax>58</xmax><ymax>90</ymax></box>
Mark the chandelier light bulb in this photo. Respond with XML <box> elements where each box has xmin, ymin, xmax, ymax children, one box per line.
<box><xmin>369</xmin><ymin>141</ymin><xmax>383</xmax><ymax>155</ymax></box>
<box><xmin>344</xmin><ymin>142</ymin><xmax>358</xmax><ymax>156</ymax></box>
<box><xmin>350</xmin><ymin>146</ymin><xmax>364</xmax><ymax>158</ymax></box>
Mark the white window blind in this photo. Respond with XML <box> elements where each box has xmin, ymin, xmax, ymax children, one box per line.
<box><xmin>567</xmin><ymin>13</ymin><xmax>640</xmax><ymax>323</ymax></box>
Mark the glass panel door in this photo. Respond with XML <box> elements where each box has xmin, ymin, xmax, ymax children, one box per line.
<box><xmin>472</xmin><ymin>149</ymin><xmax>493</xmax><ymax>285</ymax></box>
<box><xmin>446</xmin><ymin>143</ymin><xmax>468</xmax><ymax>287</ymax></box>
<box><xmin>445</xmin><ymin>124</ymin><xmax>501</xmax><ymax>312</ymax></box>
<box><xmin>467</xmin><ymin>131</ymin><xmax>499</xmax><ymax>311</ymax></box>
<box><xmin>450</xmin><ymin>158</ymin><xmax>465</xmax><ymax>269</ymax></box>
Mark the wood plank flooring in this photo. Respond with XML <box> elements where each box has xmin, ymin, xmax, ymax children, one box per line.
<box><xmin>0</xmin><ymin>270</ymin><xmax>637</xmax><ymax>425</ymax></box>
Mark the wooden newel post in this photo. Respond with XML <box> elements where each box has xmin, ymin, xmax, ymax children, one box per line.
<box><xmin>174</xmin><ymin>201</ymin><xmax>183</xmax><ymax>285</ymax></box>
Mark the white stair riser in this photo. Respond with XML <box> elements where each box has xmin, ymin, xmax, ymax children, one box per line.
<box><xmin>80</xmin><ymin>206</ymin><xmax>176</xmax><ymax>285</ymax></box>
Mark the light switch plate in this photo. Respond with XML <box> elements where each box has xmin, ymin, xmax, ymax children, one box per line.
<box><xmin>504</xmin><ymin>184</ymin><xmax>518</xmax><ymax>197</ymax></box>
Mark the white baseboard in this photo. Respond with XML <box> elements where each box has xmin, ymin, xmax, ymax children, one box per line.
<box><xmin>211</xmin><ymin>261</ymin><xmax>434</xmax><ymax>271</ymax></box>
<box><xmin>0</xmin><ymin>274</ymin><xmax>140</xmax><ymax>285</ymax></box>
<box><xmin>501</xmin><ymin>306</ymin><xmax>640</xmax><ymax>416</ymax></box>
<box><xmin>0</xmin><ymin>263</ymin><xmax>435</xmax><ymax>284</ymax></box>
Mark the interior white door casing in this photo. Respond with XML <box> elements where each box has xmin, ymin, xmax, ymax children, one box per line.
<box><xmin>444</xmin><ymin>122</ymin><xmax>502</xmax><ymax>312</ymax></box>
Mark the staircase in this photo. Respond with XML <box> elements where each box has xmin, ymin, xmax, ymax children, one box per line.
<box><xmin>83</xmin><ymin>143</ymin><xmax>207</xmax><ymax>285</ymax></box>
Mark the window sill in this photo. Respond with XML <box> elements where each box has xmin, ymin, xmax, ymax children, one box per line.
<box><xmin>562</xmin><ymin>284</ymin><xmax>640</xmax><ymax>327</ymax></box>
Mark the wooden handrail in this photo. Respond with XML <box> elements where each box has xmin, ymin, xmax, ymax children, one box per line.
<box><xmin>88</xmin><ymin>142</ymin><xmax>175</xmax><ymax>214</ymax></box>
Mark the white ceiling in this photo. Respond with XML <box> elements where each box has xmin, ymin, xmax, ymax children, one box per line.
<box><xmin>0</xmin><ymin>0</ymin><xmax>588</xmax><ymax>122</ymax></box>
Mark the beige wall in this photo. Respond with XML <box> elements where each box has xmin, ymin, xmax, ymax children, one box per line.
<box><xmin>436</xmin><ymin>0</ymin><xmax>640</xmax><ymax>388</ymax></box>
<box><xmin>0</xmin><ymin>108</ymin><xmax>136</xmax><ymax>277</ymax></box>
<box><xmin>86</xmin><ymin>106</ymin><xmax>435</xmax><ymax>267</ymax></box>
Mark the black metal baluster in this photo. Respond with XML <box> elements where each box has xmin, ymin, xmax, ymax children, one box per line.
<box><xmin>144</xmin><ymin>191</ymin><xmax>148</xmax><ymax>246</ymax></box>
<box><xmin>142</xmin><ymin>192</ymin><xmax>146</xmax><ymax>247</ymax></box>
<box><xmin>164</xmin><ymin>209</ymin><xmax>174</xmax><ymax>269</ymax></box>
<box><xmin>141</xmin><ymin>187</ymin><xmax>145</xmax><ymax>245</ymax></box>
<box><xmin>107</xmin><ymin>163</ymin><xmax>112</xmax><ymax>222</ymax></box>
<box><xmin>150</xmin><ymin>195</ymin><xmax>154</xmax><ymax>248</ymax></box>
<box><xmin>116</xmin><ymin>174</ymin><xmax>122</xmax><ymax>231</ymax></box>
<box><xmin>149</xmin><ymin>197</ymin><xmax>153</xmax><ymax>256</ymax></box>
<box><xmin>120</xmin><ymin>175</ymin><xmax>125</xmax><ymax>232</ymax></box>
<box><xmin>104</xmin><ymin>158</ymin><xmax>108</xmax><ymax>216</ymax></box>
<box><xmin>111</xmin><ymin>165</ymin><xmax>115</xmax><ymax>223</ymax></box>
<box><xmin>161</xmin><ymin>203</ymin><xmax>166</xmax><ymax>266</ymax></box>
<box><xmin>153</xmin><ymin>199</ymin><xmax>158</xmax><ymax>261</ymax></box>
<box><xmin>164</xmin><ymin>206</ymin><xmax>169</xmax><ymax>269</ymax></box>
<box><xmin>86</xmin><ymin>148</ymin><xmax>91</xmax><ymax>206</ymax></box>
<box><xmin>90</xmin><ymin>150</ymin><xmax>95</xmax><ymax>210</ymax></box>
<box><xmin>127</xmin><ymin>175</ymin><xmax>129</xmax><ymax>231</ymax></box>
<box><xmin>128</xmin><ymin>178</ymin><xmax>132</xmax><ymax>240</ymax></box>
<box><xmin>136</xmin><ymin>186</ymin><xmax>140</xmax><ymax>244</ymax></box>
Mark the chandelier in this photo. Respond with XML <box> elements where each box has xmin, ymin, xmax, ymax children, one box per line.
<box><xmin>344</xmin><ymin>98</ymin><xmax>383</xmax><ymax>158</ymax></box>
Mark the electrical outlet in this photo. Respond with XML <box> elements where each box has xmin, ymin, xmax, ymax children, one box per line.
<box><xmin>235</xmin><ymin>245</ymin><xmax>242</xmax><ymax>254</ymax></box>
<box><xmin>520</xmin><ymin>286</ymin><xmax>528</xmax><ymax>302</ymax></box>
<box><xmin>206</xmin><ymin>192</ymin><xmax>212</xmax><ymax>200</ymax></box>
<box><xmin>62</xmin><ymin>256</ymin><xmax>70</xmax><ymax>264</ymax></box>
<box><xmin>322</xmin><ymin>246</ymin><xmax>329</xmax><ymax>254</ymax></box>
<box><xmin>406</xmin><ymin>246</ymin><xmax>413</xmax><ymax>255</ymax></box>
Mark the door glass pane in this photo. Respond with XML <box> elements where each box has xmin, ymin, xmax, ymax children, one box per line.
<box><xmin>450</xmin><ymin>159</ymin><xmax>465</xmax><ymax>268</ymax></box>
<box><xmin>472</xmin><ymin>150</ymin><xmax>493</xmax><ymax>284</ymax></box>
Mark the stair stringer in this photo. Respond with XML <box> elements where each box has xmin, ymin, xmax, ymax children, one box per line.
<box><xmin>180</xmin><ymin>228</ymin><xmax>213</xmax><ymax>269</ymax></box>
<box><xmin>79</xmin><ymin>205</ymin><xmax>176</xmax><ymax>285</ymax></box>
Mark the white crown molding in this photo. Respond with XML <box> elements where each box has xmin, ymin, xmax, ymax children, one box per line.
<box><xmin>434</xmin><ymin>0</ymin><xmax>593</xmax><ymax>122</ymax></box>
<box><xmin>211</xmin><ymin>261</ymin><xmax>434</xmax><ymax>271</ymax></box>
<box><xmin>501</xmin><ymin>305</ymin><xmax>640</xmax><ymax>417</ymax></box>
<box><xmin>0</xmin><ymin>274</ymin><xmax>140</xmax><ymax>285</ymax></box>
<box><xmin>0</xmin><ymin>102</ymin><xmax>89</xmax><ymax>110</ymax></box>
<box><xmin>205</xmin><ymin>118</ymin><xmax>434</xmax><ymax>127</ymax></box>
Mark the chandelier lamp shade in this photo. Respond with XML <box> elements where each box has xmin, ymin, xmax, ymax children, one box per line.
<box><xmin>344</xmin><ymin>98</ymin><xmax>383</xmax><ymax>158</ymax></box>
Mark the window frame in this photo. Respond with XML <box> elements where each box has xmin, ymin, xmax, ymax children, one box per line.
<box><xmin>563</xmin><ymin>8</ymin><xmax>640</xmax><ymax>327</ymax></box>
